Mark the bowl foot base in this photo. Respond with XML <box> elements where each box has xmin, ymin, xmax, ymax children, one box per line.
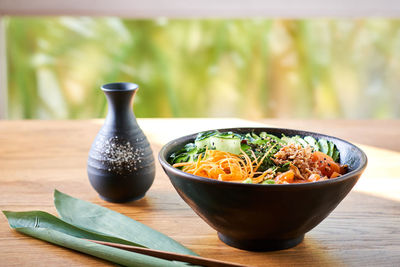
<box><xmin>99</xmin><ymin>193</ymin><xmax>145</xmax><ymax>203</ymax></box>
<box><xmin>218</xmin><ymin>233</ymin><xmax>304</xmax><ymax>251</ymax></box>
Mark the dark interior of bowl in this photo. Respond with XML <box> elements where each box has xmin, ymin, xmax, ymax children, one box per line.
<box><xmin>159</xmin><ymin>127</ymin><xmax>367</xmax><ymax>251</ymax></box>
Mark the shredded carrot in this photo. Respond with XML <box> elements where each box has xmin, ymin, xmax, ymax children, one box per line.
<box><xmin>173</xmin><ymin>149</ymin><xmax>271</xmax><ymax>183</ymax></box>
<box><xmin>249</xmin><ymin>149</ymin><xmax>258</xmax><ymax>165</ymax></box>
<box><xmin>254</xmin><ymin>144</ymin><xmax>276</xmax><ymax>172</ymax></box>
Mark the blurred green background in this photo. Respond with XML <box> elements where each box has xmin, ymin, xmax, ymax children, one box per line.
<box><xmin>5</xmin><ymin>17</ymin><xmax>400</xmax><ymax>119</ymax></box>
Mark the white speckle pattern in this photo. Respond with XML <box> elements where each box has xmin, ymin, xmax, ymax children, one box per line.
<box><xmin>96</xmin><ymin>136</ymin><xmax>145</xmax><ymax>175</ymax></box>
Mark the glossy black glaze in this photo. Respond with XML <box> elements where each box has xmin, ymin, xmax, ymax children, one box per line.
<box><xmin>159</xmin><ymin>127</ymin><xmax>367</xmax><ymax>251</ymax></box>
<box><xmin>87</xmin><ymin>83</ymin><xmax>155</xmax><ymax>203</ymax></box>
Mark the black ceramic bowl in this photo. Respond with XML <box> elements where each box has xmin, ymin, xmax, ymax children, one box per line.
<box><xmin>159</xmin><ymin>127</ymin><xmax>367</xmax><ymax>251</ymax></box>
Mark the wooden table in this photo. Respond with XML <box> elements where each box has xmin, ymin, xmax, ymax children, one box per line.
<box><xmin>1</xmin><ymin>119</ymin><xmax>399</xmax><ymax>266</ymax></box>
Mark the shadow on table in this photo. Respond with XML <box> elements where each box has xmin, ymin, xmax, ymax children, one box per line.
<box><xmin>249</xmin><ymin>191</ymin><xmax>400</xmax><ymax>266</ymax></box>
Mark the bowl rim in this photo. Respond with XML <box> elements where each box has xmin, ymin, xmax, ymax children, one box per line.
<box><xmin>158</xmin><ymin>127</ymin><xmax>368</xmax><ymax>188</ymax></box>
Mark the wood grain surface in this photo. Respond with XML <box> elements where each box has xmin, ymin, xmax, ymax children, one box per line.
<box><xmin>0</xmin><ymin>119</ymin><xmax>399</xmax><ymax>267</ymax></box>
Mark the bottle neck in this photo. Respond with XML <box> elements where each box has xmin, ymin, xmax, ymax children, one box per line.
<box><xmin>103</xmin><ymin>90</ymin><xmax>138</xmax><ymax>131</ymax></box>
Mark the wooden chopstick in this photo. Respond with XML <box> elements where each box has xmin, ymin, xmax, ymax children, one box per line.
<box><xmin>85</xmin><ymin>239</ymin><xmax>247</xmax><ymax>267</ymax></box>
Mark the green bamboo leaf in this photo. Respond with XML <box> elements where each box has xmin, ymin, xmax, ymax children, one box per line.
<box><xmin>3</xmin><ymin>211</ymin><xmax>188</xmax><ymax>266</ymax></box>
<box><xmin>2</xmin><ymin>210</ymin><xmax>143</xmax><ymax>247</ymax></box>
<box><xmin>54</xmin><ymin>190</ymin><xmax>197</xmax><ymax>256</ymax></box>
<box><xmin>16</xmin><ymin>227</ymin><xmax>178</xmax><ymax>267</ymax></box>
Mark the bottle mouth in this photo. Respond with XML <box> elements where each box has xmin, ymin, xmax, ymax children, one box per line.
<box><xmin>101</xmin><ymin>82</ymin><xmax>139</xmax><ymax>92</ymax></box>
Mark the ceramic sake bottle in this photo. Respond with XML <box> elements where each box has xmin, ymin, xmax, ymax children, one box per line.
<box><xmin>87</xmin><ymin>82</ymin><xmax>155</xmax><ymax>203</ymax></box>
